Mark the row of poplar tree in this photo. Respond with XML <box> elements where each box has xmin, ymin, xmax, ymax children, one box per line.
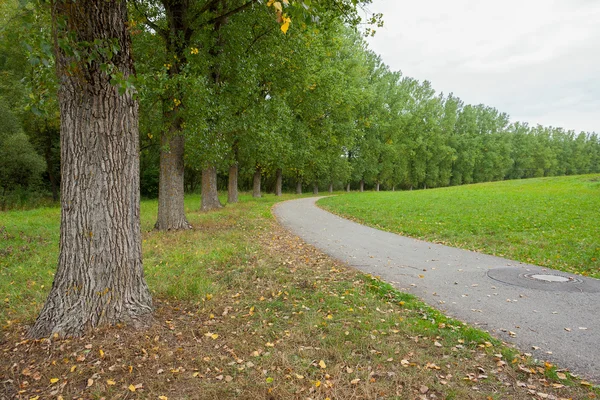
<box><xmin>3</xmin><ymin>0</ymin><xmax>599</xmax><ymax>338</ymax></box>
<box><xmin>1</xmin><ymin>0</ymin><xmax>599</xmax><ymax>212</ymax></box>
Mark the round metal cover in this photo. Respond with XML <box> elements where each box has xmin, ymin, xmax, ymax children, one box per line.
<box><xmin>528</xmin><ymin>274</ymin><xmax>571</xmax><ymax>283</ymax></box>
<box><xmin>487</xmin><ymin>267</ymin><xmax>600</xmax><ymax>293</ymax></box>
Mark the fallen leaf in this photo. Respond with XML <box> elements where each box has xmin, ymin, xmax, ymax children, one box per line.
<box><xmin>106</xmin><ymin>379</ymin><xmax>116</xmax><ymax>385</ymax></box>
<box><xmin>556</xmin><ymin>372</ymin><xmax>567</xmax><ymax>380</ymax></box>
<box><xmin>128</xmin><ymin>384</ymin><xmax>136</xmax><ymax>392</ymax></box>
<box><xmin>319</xmin><ymin>360</ymin><xmax>327</xmax><ymax>369</ymax></box>
<box><xmin>50</xmin><ymin>378</ymin><xmax>59</xmax><ymax>384</ymax></box>
<box><xmin>351</xmin><ymin>378</ymin><xmax>360</xmax><ymax>384</ymax></box>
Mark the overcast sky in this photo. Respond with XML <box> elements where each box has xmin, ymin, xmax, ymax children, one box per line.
<box><xmin>364</xmin><ymin>0</ymin><xmax>600</xmax><ymax>134</ymax></box>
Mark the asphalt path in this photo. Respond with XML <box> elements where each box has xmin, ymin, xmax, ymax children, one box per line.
<box><xmin>273</xmin><ymin>197</ymin><xmax>600</xmax><ymax>383</ymax></box>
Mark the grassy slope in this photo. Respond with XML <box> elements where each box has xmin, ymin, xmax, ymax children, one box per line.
<box><xmin>319</xmin><ymin>175</ymin><xmax>600</xmax><ymax>278</ymax></box>
<box><xmin>1</xmin><ymin>193</ymin><xmax>598</xmax><ymax>398</ymax></box>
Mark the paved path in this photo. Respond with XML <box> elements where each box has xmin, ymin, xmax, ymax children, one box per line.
<box><xmin>274</xmin><ymin>197</ymin><xmax>600</xmax><ymax>383</ymax></box>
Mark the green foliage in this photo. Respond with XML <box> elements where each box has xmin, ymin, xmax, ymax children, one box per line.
<box><xmin>319</xmin><ymin>174</ymin><xmax>600</xmax><ymax>278</ymax></box>
<box><xmin>0</xmin><ymin>131</ymin><xmax>46</xmax><ymax>193</ymax></box>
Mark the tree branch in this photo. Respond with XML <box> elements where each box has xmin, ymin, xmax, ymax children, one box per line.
<box><xmin>245</xmin><ymin>26</ymin><xmax>276</xmax><ymax>54</ymax></box>
<box><xmin>132</xmin><ymin>0</ymin><xmax>168</xmax><ymax>40</ymax></box>
<box><xmin>201</xmin><ymin>0</ymin><xmax>259</xmax><ymax>27</ymax></box>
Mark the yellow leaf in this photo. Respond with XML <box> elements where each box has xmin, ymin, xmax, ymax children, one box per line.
<box><xmin>70</xmin><ymin>366</ymin><xmax>76</xmax><ymax>373</ymax></box>
<box><xmin>282</xmin><ymin>0</ymin><xmax>289</xmax><ymax>4</ymax></box>
<box><xmin>351</xmin><ymin>378</ymin><xmax>361</xmax><ymax>384</ymax></box>
<box><xmin>205</xmin><ymin>293</ymin><xmax>213</xmax><ymax>300</ymax></box>
<box><xmin>159</xmin><ymin>397</ymin><xmax>168</xmax><ymax>400</ymax></box>
<box><xmin>50</xmin><ymin>378</ymin><xmax>59</xmax><ymax>384</ymax></box>
<box><xmin>319</xmin><ymin>360</ymin><xmax>327</xmax><ymax>369</ymax></box>
<box><xmin>129</xmin><ymin>384</ymin><xmax>136</xmax><ymax>392</ymax></box>
<box><xmin>99</xmin><ymin>349</ymin><xmax>105</xmax><ymax>358</ymax></box>
<box><xmin>107</xmin><ymin>379</ymin><xmax>116</xmax><ymax>385</ymax></box>
<box><xmin>273</xmin><ymin>1</ymin><xmax>282</xmax><ymax>12</ymax></box>
<box><xmin>314</xmin><ymin>380</ymin><xmax>321</xmax><ymax>387</ymax></box>
<box><xmin>205</xmin><ymin>332</ymin><xmax>218</xmax><ymax>339</ymax></box>
<box><xmin>326</xmin><ymin>314</ymin><xmax>333</xmax><ymax>320</ymax></box>
<box><xmin>295</xmin><ymin>374</ymin><xmax>304</xmax><ymax>379</ymax></box>
<box><xmin>281</xmin><ymin>17</ymin><xmax>291</xmax><ymax>34</ymax></box>
<box><xmin>266</xmin><ymin>0</ymin><xmax>274</xmax><ymax>6</ymax></box>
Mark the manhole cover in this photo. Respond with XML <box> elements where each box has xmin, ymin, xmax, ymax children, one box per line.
<box><xmin>487</xmin><ymin>267</ymin><xmax>600</xmax><ymax>293</ymax></box>
<box><xmin>527</xmin><ymin>274</ymin><xmax>572</xmax><ymax>283</ymax></box>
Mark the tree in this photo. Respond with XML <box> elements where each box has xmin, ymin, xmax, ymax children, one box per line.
<box><xmin>29</xmin><ymin>0</ymin><xmax>153</xmax><ymax>338</ymax></box>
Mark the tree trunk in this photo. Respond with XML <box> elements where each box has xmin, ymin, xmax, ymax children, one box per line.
<box><xmin>296</xmin><ymin>179</ymin><xmax>302</xmax><ymax>194</ymax></box>
<box><xmin>29</xmin><ymin>0</ymin><xmax>152</xmax><ymax>338</ymax></box>
<box><xmin>227</xmin><ymin>163</ymin><xmax>238</xmax><ymax>204</ymax></box>
<box><xmin>376</xmin><ymin>182</ymin><xmax>380</xmax><ymax>191</ymax></box>
<box><xmin>313</xmin><ymin>182</ymin><xmax>318</xmax><ymax>195</ymax></box>
<box><xmin>392</xmin><ymin>185</ymin><xmax>395</xmax><ymax>191</ymax></box>
<box><xmin>155</xmin><ymin>3</ymin><xmax>192</xmax><ymax>231</ymax></box>
<box><xmin>275</xmin><ymin>168</ymin><xmax>283</xmax><ymax>196</ymax></box>
<box><xmin>155</xmin><ymin>133</ymin><xmax>191</xmax><ymax>230</ymax></box>
<box><xmin>44</xmin><ymin>123</ymin><xmax>60</xmax><ymax>202</ymax></box>
<box><xmin>328</xmin><ymin>182</ymin><xmax>333</xmax><ymax>193</ymax></box>
<box><xmin>201</xmin><ymin>165</ymin><xmax>222</xmax><ymax>211</ymax></box>
<box><xmin>359</xmin><ymin>179</ymin><xmax>364</xmax><ymax>192</ymax></box>
<box><xmin>252</xmin><ymin>166</ymin><xmax>262</xmax><ymax>198</ymax></box>
<box><xmin>346</xmin><ymin>183</ymin><xmax>350</xmax><ymax>192</ymax></box>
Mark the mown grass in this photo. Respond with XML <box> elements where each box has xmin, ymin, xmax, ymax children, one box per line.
<box><xmin>1</xmin><ymin>192</ymin><xmax>598</xmax><ymax>398</ymax></box>
<box><xmin>319</xmin><ymin>174</ymin><xmax>600</xmax><ymax>278</ymax></box>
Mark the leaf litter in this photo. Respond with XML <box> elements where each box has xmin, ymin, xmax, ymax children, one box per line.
<box><xmin>1</xmin><ymin>201</ymin><xmax>598</xmax><ymax>399</ymax></box>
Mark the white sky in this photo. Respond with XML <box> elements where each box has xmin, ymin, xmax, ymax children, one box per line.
<box><xmin>364</xmin><ymin>0</ymin><xmax>600</xmax><ymax>134</ymax></box>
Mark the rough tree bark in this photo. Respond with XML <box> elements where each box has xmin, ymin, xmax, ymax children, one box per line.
<box><xmin>328</xmin><ymin>182</ymin><xmax>333</xmax><ymax>193</ymax></box>
<box><xmin>359</xmin><ymin>179</ymin><xmax>365</xmax><ymax>192</ymax></box>
<box><xmin>313</xmin><ymin>182</ymin><xmax>318</xmax><ymax>195</ymax></box>
<box><xmin>296</xmin><ymin>179</ymin><xmax>302</xmax><ymax>194</ymax></box>
<box><xmin>275</xmin><ymin>168</ymin><xmax>282</xmax><ymax>196</ymax></box>
<box><xmin>154</xmin><ymin>1</ymin><xmax>193</xmax><ymax>231</ymax></box>
<box><xmin>376</xmin><ymin>182</ymin><xmax>380</xmax><ymax>191</ymax></box>
<box><xmin>227</xmin><ymin>140</ymin><xmax>239</xmax><ymax>203</ymax></box>
<box><xmin>228</xmin><ymin>163</ymin><xmax>238</xmax><ymax>203</ymax></box>
<box><xmin>156</xmin><ymin>133</ymin><xmax>191</xmax><ymax>230</ymax></box>
<box><xmin>346</xmin><ymin>183</ymin><xmax>350</xmax><ymax>192</ymax></box>
<box><xmin>29</xmin><ymin>0</ymin><xmax>153</xmax><ymax>338</ymax></box>
<box><xmin>252</xmin><ymin>166</ymin><xmax>262</xmax><ymax>198</ymax></box>
<box><xmin>201</xmin><ymin>165</ymin><xmax>222</xmax><ymax>211</ymax></box>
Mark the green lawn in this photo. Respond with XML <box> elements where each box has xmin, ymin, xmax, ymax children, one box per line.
<box><xmin>319</xmin><ymin>174</ymin><xmax>600</xmax><ymax>278</ymax></box>
<box><xmin>1</xmin><ymin>191</ymin><xmax>598</xmax><ymax>398</ymax></box>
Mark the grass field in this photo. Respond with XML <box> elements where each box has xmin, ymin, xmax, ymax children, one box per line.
<box><xmin>1</xmin><ymin>193</ymin><xmax>598</xmax><ymax>398</ymax></box>
<box><xmin>319</xmin><ymin>174</ymin><xmax>600</xmax><ymax>279</ymax></box>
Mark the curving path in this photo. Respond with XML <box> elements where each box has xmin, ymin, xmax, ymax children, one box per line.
<box><xmin>274</xmin><ymin>197</ymin><xmax>600</xmax><ymax>383</ymax></box>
